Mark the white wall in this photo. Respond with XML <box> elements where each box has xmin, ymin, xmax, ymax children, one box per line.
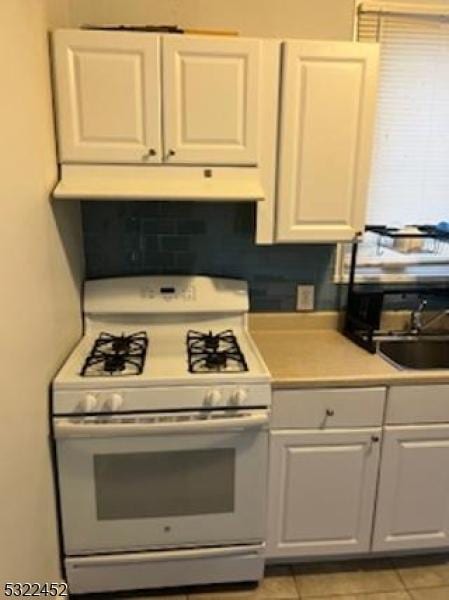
<box><xmin>0</xmin><ymin>0</ymin><xmax>83</xmax><ymax>584</ymax></box>
<box><xmin>69</xmin><ymin>0</ymin><xmax>355</xmax><ymax>40</ymax></box>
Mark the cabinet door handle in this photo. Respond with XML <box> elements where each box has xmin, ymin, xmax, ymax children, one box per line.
<box><xmin>325</xmin><ymin>408</ymin><xmax>335</xmax><ymax>417</ymax></box>
<box><xmin>371</xmin><ymin>435</ymin><xmax>380</xmax><ymax>443</ymax></box>
<box><xmin>142</xmin><ymin>148</ymin><xmax>157</xmax><ymax>159</ymax></box>
<box><xmin>166</xmin><ymin>149</ymin><xmax>176</xmax><ymax>159</ymax></box>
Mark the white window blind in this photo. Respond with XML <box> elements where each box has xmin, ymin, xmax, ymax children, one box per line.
<box><xmin>336</xmin><ymin>3</ymin><xmax>449</xmax><ymax>283</ymax></box>
<box><xmin>358</xmin><ymin>5</ymin><xmax>449</xmax><ymax>226</ymax></box>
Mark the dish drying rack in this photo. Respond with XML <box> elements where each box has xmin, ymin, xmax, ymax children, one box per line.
<box><xmin>343</xmin><ymin>226</ymin><xmax>449</xmax><ymax>353</ymax></box>
<box><xmin>367</xmin><ymin>225</ymin><xmax>449</xmax><ymax>256</ymax></box>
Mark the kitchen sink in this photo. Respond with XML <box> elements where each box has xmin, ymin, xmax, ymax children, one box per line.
<box><xmin>378</xmin><ymin>336</ymin><xmax>449</xmax><ymax>370</ymax></box>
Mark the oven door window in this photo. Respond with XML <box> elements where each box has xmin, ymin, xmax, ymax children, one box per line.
<box><xmin>94</xmin><ymin>448</ymin><xmax>235</xmax><ymax>520</ymax></box>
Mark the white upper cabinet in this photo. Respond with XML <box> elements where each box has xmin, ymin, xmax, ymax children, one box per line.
<box><xmin>53</xmin><ymin>31</ymin><xmax>262</xmax><ymax>167</ymax></box>
<box><xmin>162</xmin><ymin>36</ymin><xmax>261</xmax><ymax>165</ymax></box>
<box><xmin>53</xmin><ymin>30</ymin><xmax>162</xmax><ymax>164</ymax></box>
<box><xmin>276</xmin><ymin>41</ymin><xmax>379</xmax><ymax>242</ymax></box>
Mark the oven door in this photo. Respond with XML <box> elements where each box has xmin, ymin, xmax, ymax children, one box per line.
<box><xmin>54</xmin><ymin>410</ymin><xmax>269</xmax><ymax>555</ymax></box>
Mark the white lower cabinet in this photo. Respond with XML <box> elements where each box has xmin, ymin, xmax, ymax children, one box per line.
<box><xmin>372</xmin><ymin>424</ymin><xmax>449</xmax><ymax>552</ymax></box>
<box><xmin>267</xmin><ymin>384</ymin><xmax>449</xmax><ymax>560</ymax></box>
<box><xmin>267</xmin><ymin>428</ymin><xmax>382</xmax><ymax>558</ymax></box>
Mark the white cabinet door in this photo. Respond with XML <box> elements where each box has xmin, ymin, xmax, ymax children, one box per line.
<box><xmin>267</xmin><ymin>428</ymin><xmax>381</xmax><ymax>558</ymax></box>
<box><xmin>373</xmin><ymin>425</ymin><xmax>449</xmax><ymax>552</ymax></box>
<box><xmin>276</xmin><ymin>41</ymin><xmax>379</xmax><ymax>242</ymax></box>
<box><xmin>53</xmin><ymin>30</ymin><xmax>162</xmax><ymax>163</ymax></box>
<box><xmin>162</xmin><ymin>36</ymin><xmax>261</xmax><ymax>165</ymax></box>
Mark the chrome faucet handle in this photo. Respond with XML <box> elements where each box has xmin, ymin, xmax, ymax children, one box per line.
<box><xmin>410</xmin><ymin>299</ymin><xmax>428</xmax><ymax>333</ymax></box>
<box><xmin>417</xmin><ymin>299</ymin><xmax>428</xmax><ymax>311</ymax></box>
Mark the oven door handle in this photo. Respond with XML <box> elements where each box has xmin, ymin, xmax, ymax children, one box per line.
<box><xmin>53</xmin><ymin>412</ymin><xmax>269</xmax><ymax>439</ymax></box>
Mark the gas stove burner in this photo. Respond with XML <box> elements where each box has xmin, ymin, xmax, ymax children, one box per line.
<box><xmin>205</xmin><ymin>351</ymin><xmax>228</xmax><ymax>369</ymax></box>
<box><xmin>204</xmin><ymin>332</ymin><xmax>220</xmax><ymax>352</ymax></box>
<box><xmin>104</xmin><ymin>354</ymin><xmax>126</xmax><ymax>374</ymax></box>
<box><xmin>81</xmin><ymin>331</ymin><xmax>148</xmax><ymax>377</ymax></box>
<box><xmin>94</xmin><ymin>332</ymin><xmax>148</xmax><ymax>355</ymax></box>
<box><xmin>187</xmin><ymin>329</ymin><xmax>248</xmax><ymax>373</ymax></box>
<box><xmin>111</xmin><ymin>336</ymin><xmax>135</xmax><ymax>354</ymax></box>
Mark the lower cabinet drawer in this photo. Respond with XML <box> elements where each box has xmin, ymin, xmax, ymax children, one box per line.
<box><xmin>272</xmin><ymin>387</ymin><xmax>386</xmax><ymax>429</ymax></box>
<box><xmin>386</xmin><ymin>385</ymin><xmax>449</xmax><ymax>424</ymax></box>
<box><xmin>267</xmin><ymin>428</ymin><xmax>382</xmax><ymax>558</ymax></box>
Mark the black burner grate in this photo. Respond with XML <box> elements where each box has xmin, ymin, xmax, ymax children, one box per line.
<box><xmin>187</xmin><ymin>329</ymin><xmax>248</xmax><ymax>373</ymax></box>
<box><xmin>81</xmin><ymin>331</ymin><xmax>148</xmax><ymax>377</ymax></box>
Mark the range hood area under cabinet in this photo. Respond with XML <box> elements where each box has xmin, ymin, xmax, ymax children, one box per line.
<box><xmin>51</xmin><ymin>29</ymin><xmax>379</xmax><ymax>244</ymax></box>
<box><xmin>52</xmin><ymin>30</ymin><xmax>279</xmax><ymax>203</ymax></box>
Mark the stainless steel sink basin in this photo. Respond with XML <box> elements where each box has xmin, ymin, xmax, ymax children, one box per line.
<box><xmin>378</xmin><ymin>337</ymin><xmax>449</xmax><ymax>370</ymax></box>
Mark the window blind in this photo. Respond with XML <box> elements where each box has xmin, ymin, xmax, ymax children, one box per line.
<box><xmin>358</xmin><ymin>4</ymin><xmax>449</xmax><ymax>227</ymax></box>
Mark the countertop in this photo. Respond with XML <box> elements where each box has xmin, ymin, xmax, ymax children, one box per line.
<box><xmin>249</xmin><ymin>313</ymin><xmax>449</xmax><ymax>389</ymax></box>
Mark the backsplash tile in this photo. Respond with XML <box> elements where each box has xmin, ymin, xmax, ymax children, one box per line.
<box><xmin>82</xmin><ymin>201</ymin><xmax>340</xmax><ymax>312</ymax></box>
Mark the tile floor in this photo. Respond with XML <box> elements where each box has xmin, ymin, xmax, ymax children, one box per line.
<box><xmin>100</xmin><ymin>556</ymin><xmax>449</xmax><ymax>600</ymax></box>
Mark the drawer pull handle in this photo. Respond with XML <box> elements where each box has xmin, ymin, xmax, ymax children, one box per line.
<box><xmin>325</xmin><ymin>409</ymin><xmax>335</xmax><ymax>417</ymax></box>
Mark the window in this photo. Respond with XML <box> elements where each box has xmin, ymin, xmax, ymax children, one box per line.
<box><xmin>338</xmin><ymin>1</ymin><xmax>449</xmax><ymax>282</ymax></box>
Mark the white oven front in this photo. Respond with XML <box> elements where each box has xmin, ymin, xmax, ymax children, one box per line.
<box><xmin>54</xmin><ymin>409</ymin><xmax>269</xmax><ymax>556</ymax></box>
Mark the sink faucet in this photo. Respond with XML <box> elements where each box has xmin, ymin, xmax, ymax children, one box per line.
<box><xmin>409</xmin><ymin>299</ymin><xmax>449</xmax><ymax>334</ymax></box>
<box><xmin>410</xmin><ymin>299</ymin><xmax>428</xmax><ymax>334</ymax></box>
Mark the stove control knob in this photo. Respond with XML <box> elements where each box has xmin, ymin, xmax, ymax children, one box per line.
<box><xmin>83</xmin><ymin>394</ymin><xmax>98</xmax><ymax>413</ymax></box>
<box><xmin>107</xmin><ymin>393</ymin><xmax>124</xmax><ymax>412</ymax></box>
<box><xmin>230</xmin><ymin>388</ymin><xmax>248</xmax><ymax>406</ymax></box>
<box><xmin>204</xmin><ymin>389</ymin><xmax>222</xmax><ymax>407</ymax></box>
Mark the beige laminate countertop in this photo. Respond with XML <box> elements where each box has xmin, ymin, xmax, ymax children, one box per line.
<box><xmin>249</xmin><ymin>313</ymin><xmax>449</xmax><ymax>389</ymax></box>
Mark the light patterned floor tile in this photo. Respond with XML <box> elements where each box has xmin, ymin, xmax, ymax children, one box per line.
<box><xmin>409</xmin><ymin>587</ymin><xmax>449</xmax><ymax>600</ymax></box>
<box><xmin>293</xmin><ymin>559</ymin><xmax>405</xmax><ymax>598</ymax></box>
<box><xmin>254</xmin><ymin>566</ymin><xmax>298</xmax><ymax>599</ymax></box>
<box><xmin>393</xmin><ymin>555</ymin><xmax>449</xmax><ymax>590</ymax></box>
<box><xmin>187</xmin><ymin>583</ymin><xmax>257</xmax><ymax>600</ymax></box>
<box><xmin>301</xmin><ymin>593</ymin><xmax>411</xmax><ymax>600</ymax></box>
<box><xmin>131</xmin><ymin>596</ymin><xmax>188</xmax><ymax>600</ymax></box>
<box><xmin>188</xmin><ymin>566</ymin><xmax>298</xmax><ymax>599</ymax></box>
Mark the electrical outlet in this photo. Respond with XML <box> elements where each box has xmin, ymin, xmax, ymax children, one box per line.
<box><xmin>296</xmin><ymin>285</ymin><xmax>315</xmax><ymax>311</ymax></box>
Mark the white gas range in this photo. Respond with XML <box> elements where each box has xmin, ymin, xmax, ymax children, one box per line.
<box><xmin>52</xmin><ymin>276</ymin><xmax>271</xmax><ymax>595</ymax></box>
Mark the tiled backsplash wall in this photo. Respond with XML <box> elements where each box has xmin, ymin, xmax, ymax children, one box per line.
<box><xmin>82</xmin><ymin>201</ymin><xmax>340</xmax><ymax>311</ymax></box>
